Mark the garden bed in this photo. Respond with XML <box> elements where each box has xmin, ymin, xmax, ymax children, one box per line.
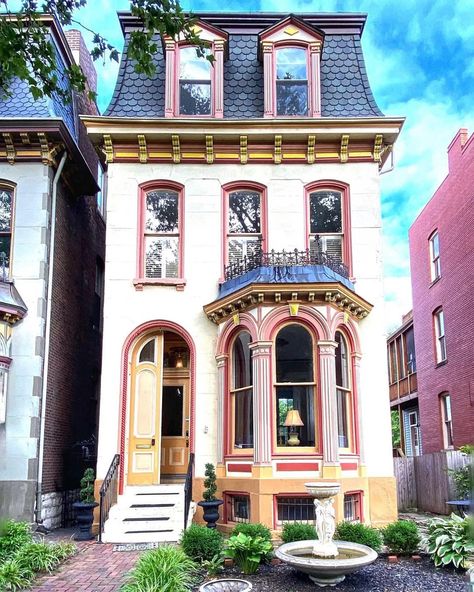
<box><xmin>197</xmin><ymin>556</ymin><xmax>466</xmax><ymax>592</ymax></box>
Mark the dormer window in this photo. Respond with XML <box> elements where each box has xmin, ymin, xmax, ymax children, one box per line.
<box><xmin>276</xmin><ymin>47</ymin><xmax>308</xmax><ymax>116</ymax></box>
<box><xmin>179</xmin><ymin>46</ymin><xmax>212</xmax><ymax>116</ymax></box>
<box><xmin>260</xmin><ymin>16</ymin><xmax>324</xmax><ymax>118</ymax></box>
<box><xmin>164</xmin><ymin>21</ymin><xmax>227</xmax><ymax>118</ymax></box>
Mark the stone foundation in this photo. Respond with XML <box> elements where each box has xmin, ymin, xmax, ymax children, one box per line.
<box><xmin>41</xmin><ymin>489</ymin><xmax>79</xmax><ymax>530</ymax></box>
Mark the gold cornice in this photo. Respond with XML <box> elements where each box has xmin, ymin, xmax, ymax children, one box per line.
<box><xmin>203</xmin><ymin>282</ymin><xmax>372</xmax><ymax>324</ymax></box>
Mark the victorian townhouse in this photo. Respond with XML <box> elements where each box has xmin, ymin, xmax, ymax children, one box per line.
<box><xmin>0</xmin><ymin>19</ymin><xmax>105</xmax><ymax>528</ymax></box>
<box><xmin>82</xmin><ymin>11</ymin><xmax>404</xmax><ymax>542</ymax></box>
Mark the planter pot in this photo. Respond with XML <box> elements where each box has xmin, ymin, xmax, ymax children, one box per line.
<box><xmin>198</xmin><ymin>499</ymin><xmax>223</xmax><ymax>529</ymax></box>
<box><xmin>73</xmin><ymin>501</ymin><xmax>99</xmax><ymax>541</ymax></box>
<box><xmin>199</xmin><ymin>579</ymin><xmax>252</xmax><ymax>592</ymax></box>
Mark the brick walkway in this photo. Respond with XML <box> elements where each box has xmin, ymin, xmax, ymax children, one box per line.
<box><xmin>29</xmin><ymin>542</ymin><xmax>140</xmax><ymax>592</ymax></box>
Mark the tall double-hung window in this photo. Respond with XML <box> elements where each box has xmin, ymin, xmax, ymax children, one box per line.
<box><xmin>179</xmin><ymin>46</ymin><xmax>212</xmax><ymax>116</ymax></box>
<box><xmin>309</xmin><ymin>190</ymin><xmax>343</xmax><ymax>263</ymax></box>
<box><xmin>433</xmin><ymin>308</ymin><xmax>446</xmax><ymax>363</ymax></box>
<box><xmin>0</xmin><ymin>186</ymin><xmax>13</xmax><ymax>275</ymax></box>
<box><xmin>429</xmin><ymin>231</ymin><xmax>441</xmax><ymax>281</ymax></box>
<box><xmin>335</xmin><ymin>331</ymin><xmax>353</xmax><ymax>450</ymax></box>
<box><xmin>276</xmin><ymin>47</ymin><xmax>308</xmax><ymax>116</ymax></box>
<box><xmin>231</xmin><ymin>331</ymin><xmax>253</xmax><ymax>451</ymax></box>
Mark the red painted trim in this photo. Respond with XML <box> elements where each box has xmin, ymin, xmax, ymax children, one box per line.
<box><xmin>334</xmin><ymin>328</ymin><xmax>358</xmax><ymax>454</ymax></box>
<box><xmin>344</xmin><ymin>490</ymin><xmax>364</xmax><ymax>522</ymax></box>
<box><xmin>118</xmin><ymin>320</ymin><xmax>196</xmax><ymax>494</ymax></box>
<box><xmin>136</xmin><ymin>180</ymin><xmax>185</xmax><ymax>284</ymax></box>
<box><xmin>276</xmin><ymin>462</ymin><xmax>319</xmax><ymax>471</ymax></box>
<box><xmin>273</xmin><ymin>42</ymin><xmax>311</xmax><ymax>118</ymax></box>
<box><xmin>216</xmin><ymin>314</ymin><xmax>259</xmax><ymax>356</ymax></box>
<box><xmin>304</xmin><ymin>180</ymin><xmax>353</xmax><ymax>277</ymax></box>
<box><xmin>341</xmin><ymin>462</ymin><xmax>358</xmax><ymax>471</ymax></box>
<box><xmin>227</xmin><ymin>463</ymin><xmax>252</xmax><ymax>473</ymax></box>
<box><xmin>259</xmin><ymin>15</ymin><xmax>324</xmax><ymax>44</ymax></box>
<box><xmin>221</xmin><ymin>181</ymin><xmax>268</xmax><ymax>279</ymax></box>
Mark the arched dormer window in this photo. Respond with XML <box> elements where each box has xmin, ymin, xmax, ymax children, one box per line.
<box><xmin>260</xmin><ymin>16</ymin><xmax>324</xmax><ymax>118</ymax></box>
<box><xmin>164</xmin><ymin>21</ymin><xmax>227</xmax><ymax>118</ymax></box>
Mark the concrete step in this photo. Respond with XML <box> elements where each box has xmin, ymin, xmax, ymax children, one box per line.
<box><xmin>102</xmin><ymin>530</ymin><xmax>182</xmax><ymax>544</ymax></box>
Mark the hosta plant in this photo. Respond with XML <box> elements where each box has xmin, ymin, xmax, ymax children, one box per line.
<box><xmin>201</xmin><ymin>553</ymin><xmax>225</xmax><ymax>577</ymax></box>
<box><xmin>427</xmin><ymin>513</ymin><xmax>474</xmax><ymax>569</ymax></box>
<box><xmin>225</xmin><ymin>533</ymin><xmax>273</xmax><ymax>575</ymax></box>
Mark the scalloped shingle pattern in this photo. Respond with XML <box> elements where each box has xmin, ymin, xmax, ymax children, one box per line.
<box><xmin>104</xmin><ymin>35</ymin><xmax>165</xmax><ymax>117</ymax></box>
<box><xmin>224</xmin><ymin>35</ymin><xmax>264</xmax><ymax>118</ymax></box>
<box><xmin>104</xmin><ymin>31</ymin><xmax>383</xmax><ymax>119</ymax></box>
<box><xmin>0</xmin><ymin>78</ymin><xmax>50</xmax><ymax>118</ymax></box>
<box><xmin>51</xmin><ymin>45</ymin><xmax>77</xmax><ymax>139</ymax></box>
<box><xmin>321</xmin><ymin>35</ymin><xmax>383</xmax><ymax>117</ymax></box>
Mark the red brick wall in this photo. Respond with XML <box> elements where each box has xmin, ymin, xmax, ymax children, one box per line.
<box><xmin>409</xmin><ymin>129</ymin><xmax>474</xmax><ymax>453</ymax></box>
<box><xmin>41</xmin><ymin>183</ymin><xmax>105</xmax><ymax>493</ymax></box>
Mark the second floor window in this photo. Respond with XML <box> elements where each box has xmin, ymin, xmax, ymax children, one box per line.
<box><xmin>179</xmin><ymin>46</ymin><xmax>211</xmax><ymax>116</ymax></box>
<box><xmin>227</xmin><ymin>189</ymin><xmax>262</xmax><ymax>266</ymax></box>
<box><xmin>309</xmin><ymin>190</ymin><xmax>343</xmax><ymax>262</ymax></box>
<box><xmin>429</xmin><ymin>231</ymin><xmax>440</xmax><ymax>281</ymax></box>
<box><xmin>440</xmin><ymin>393</ymin><xmax>453</xmax><ymax>448</ymax></box>
<box><xmin>144</xmin><ymin>189</ymin><xmax>180</xmax><ymax>279</ymax></box>
<box><xmin>433</xmin><ymin>308</ymin><xmax>446</xmax><ymax>363</ymax></box>
<box><xmin>0</xmin><ymin>187</ymin><xmax>13</xmax><ymax>276</ymax></box>
<box><xmin>276</xmin><ymin>47</ymin><xmax>308</xmax><ymax>116</ymax></box>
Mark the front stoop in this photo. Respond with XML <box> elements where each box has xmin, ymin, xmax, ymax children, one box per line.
<box><xmin>102</xmin><ymin>484</ymin><xmax>185</xmax><ymax>543</ymax></box>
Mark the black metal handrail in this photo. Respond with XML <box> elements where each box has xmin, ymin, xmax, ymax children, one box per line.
<box><xmin>224</xmin><ymin>245</ymin><xmax>349</xmax><ymax>282</ymax></box>
<box><xmin>98</xmin><ymin>453</ymin><xmax>120</xmax><ymax>543</ymax></box>
<box><xmin>184</xmin><ymin>453</ymin><xmax>195</xmax><ymax>530</ymax></box>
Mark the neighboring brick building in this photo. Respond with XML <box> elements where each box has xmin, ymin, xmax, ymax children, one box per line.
<box><xmin>409</xmin><ymin>128</ymin><xmax>474</xmax><ymax>454</ymax></box>
<box><xmin>387</xmin><ymin>311</ymin><xmax>420</xmax><ymax>456</ymax></box>
<box><xmin>0</xmin><ymin>16</ymin><xmax>105</xmax><ymax>526</ymax></box>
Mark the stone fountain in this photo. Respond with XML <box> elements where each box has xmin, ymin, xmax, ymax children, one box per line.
<box><xmin>275</xmin><ymin>482</ymin><xmax>377</xmax><ymax>587</ymax></box>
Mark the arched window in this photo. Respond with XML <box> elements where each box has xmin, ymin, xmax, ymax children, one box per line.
<box><xmin>179</xmin><ymin>46</ymin><xmax>212</xmax><ymax>116</ymax></box>
<box><xmin>275</xmin><ymin>324</ymin><xmax>316</xmax><ymax>448</ymax></box>
<box><xmin>276</xmin><ymin>47</ymin><xmax>308</xmax><ymax>116</ymax></box>
<box><xmin>231</xmin><ymin>331</ymin><xmax>253</xmax><ymax>451</ymax></box>
<box><xmin>335</xmin><ymin>331</ymin><xmax>353</xmax><ymax>449</ymax></box>
<box><xmin>0</xmin><ymin>186</ymin><xmax>14</xmax><ymax>275</ymax></box>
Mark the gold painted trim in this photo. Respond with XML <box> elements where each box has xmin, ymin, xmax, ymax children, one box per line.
<box><xmin>307</xmin><ymin>134</ymin><xmax>315</xmax><ymax>164</ymax></box>
<box><xmin>274</xmin><ymin>135</ymin><xmax>282</xmax><ymax>164</ymax></box>
<box><xmin>138</xmin><ymin>134</ymin><xmax>147</xmax><ymax>164</ymax></box>
<box><xmin>103</xmin><ymin>134</ymin><xmax>114</xmax><ymax>163</ymax></box>
<box><xmin>206</xmin><ymin>135</ymin><xmax>214</xmax><ymax>164</ymax></box>
<box><xmin>240</xmin><ymin>135</ymin><xmax>248</xmax><ymax>164</ymax></box>
<box><xmin>172</xmin><ymin>135</ymin><xmax>181</xmax><ymax>163</ymax></box>
<box><xmin>340</xmin><ymin>134</ymin><xmax>349</xmax><ymax>163</ymax></box>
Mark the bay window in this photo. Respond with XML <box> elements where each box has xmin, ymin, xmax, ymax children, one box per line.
<box><xmin>231</xmin><ymin>331</ymin><xmax>253</xmax><ymax>451</ymax></box>
<box><xmin>275</xmin><ymin>324</ymin><xmax>316</xmax><ymax>448</ymax></box>
<box><xmin>335</xmin><ymin>331</ymin><xmax>353</xmax><ymax>450</ymax></box>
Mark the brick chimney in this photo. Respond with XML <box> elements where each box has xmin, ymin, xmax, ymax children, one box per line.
<box><xmin>64</xmin><ymin>29</ymin><xmax>98</xmax><ymax>116</ymax></box>
<box><xmin>447</xmin><ymin>128</ymin><xmax>469</xmax><ymax>172</ymax></box>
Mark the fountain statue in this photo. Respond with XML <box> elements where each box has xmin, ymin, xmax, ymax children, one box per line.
<box><xmin>275</xmin><ymin>482</ymin><xmax>378</xmax><ymax>587</ymax></box>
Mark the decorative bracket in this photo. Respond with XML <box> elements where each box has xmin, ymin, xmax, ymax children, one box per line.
<box><xmin>2</xmin><ymin>133</ymin><xmax>15</xmax><ymax>164</ymax></box>
<box><xmin>307</xmin><ymin>135</ymin><xmax>316</xmax><ymax>164</ymax></box>
<box><xmin>37</xmin><ymin>133</ymin><xmax>51</xmax><ymax>165</ymax></box>
<box><xmin>240</xmin><ymin>135</ymin><xmax>248</xmax><ymax>164</ymax></box>
<box><xmin>373</xmin><ymin>134</ymin><xmax>383</xmax><ymax>162</ymax></box>
<box><xmin>206</xmin><ymin>135</ymin><xmax>214</xmax><ymax>164</ymax></box>
<box><xmin>340</xmin><ymin>134</ymin><xmax>349</xmax><ymax>163</ymax></box>
<box><xmin>103</xmin><ymin>134</ymin><xmax>114</xmax><ymax>164</ymax></box>
<box><xmin>138</xmin><ymin>135</ymin><xmax>147</xmax><ymax>164</ymax></box>
<box><xmin>274</xmin><ymin>135</ymin><xmax>282</xmax><ymax>164</ymax></box>
<box><xmin>172</xmin><ymin>135</ymin><xmax>181</xmax><ymax>163</ymax></box>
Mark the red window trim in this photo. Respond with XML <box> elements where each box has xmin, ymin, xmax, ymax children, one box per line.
<box><xmin>0</xmin><ymin>181</ymin><xmax>16</xmax><ymax>278</ymax></box>
<box><xmin>344</xmin><ymin>490</ymin><xmax>364</xmax><ymax>522</ymax></box>
<box><xmin>221</xmin><ymin>181</ymin><xmax>268</xmax><ymax>280</ymax></box>
<box><xmin>135</xmin><ymin>180</ymin><xmax>185</xmax><ymax>289</ymax></box>
<box><xmin>223</xmin><ymin>490</ymin><xmax>251</xmax><ymax>524</ymax></box>
<box><xmin>304</xmin><ymin>180</ymin><xmax>353</xmax><ymax>277</ymax></box>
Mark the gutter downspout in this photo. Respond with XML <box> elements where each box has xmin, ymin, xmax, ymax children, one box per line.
<box><xmin>35</xmin><ymin>150</ymin><xmax>68</xmax><ymax>523</ymax></box>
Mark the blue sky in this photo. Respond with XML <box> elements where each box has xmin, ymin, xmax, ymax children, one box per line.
<box><xmin>70</xmin><ymin>0</ymin><xmax>474</xmax><ymax>331</ymax></box>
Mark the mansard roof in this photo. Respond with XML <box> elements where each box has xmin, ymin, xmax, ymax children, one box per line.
<box><xmin>105</xmin><ymin>11</ymin><xmax>383</xmax><ymax>119</ymax></box>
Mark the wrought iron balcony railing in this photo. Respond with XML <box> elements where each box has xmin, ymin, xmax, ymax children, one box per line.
<box><xmin>224</xmin><ymin>246</ymin><xmax>349</xmax><ymax>282</ymax></box>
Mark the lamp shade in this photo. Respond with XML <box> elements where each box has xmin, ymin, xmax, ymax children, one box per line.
<box><xmin>284</xmin><ymin>409</ymin><xmax>304</xmax><ymax>427</ymax></box>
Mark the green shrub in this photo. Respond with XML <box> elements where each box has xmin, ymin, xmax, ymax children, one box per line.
<box><xmin>121</xmin><ymin>545</ymin><xmax>198</xmax><ymax>592</ymax></box>
<box><xmin>382</xmin><ymin>520</ymin><xmax>420</xmax><ymax>555</ymax></box>
<box><xmin>231</xmin><ymin>522</ymin><xmax>272</xmax><ymax>542</ymax></box>
<box><xmin>202</xmin><ymin>464</ymin><xmax>218</xmax><ymax>502</ymax></box>
<box><xmin>334</xmin><ymin>521</ymin><xmax>383</xmax><ymax>552</ymax></box>
<box><xmin>427</xmin><ymin>514</ymin><xmax>474</xmax><ymax>569</ymax></box>
<box><xmin>79</xmin><ymin>468</ymin><xmax>96</xmax><ymax>503</ymax></box>
<box><xmin>16</xmin><ymin>541</ymin><xmax>76</xmax><ymax>574</ymax></box>
<box><xmin>0</xmin><ymin>521</ymin><xmax>32</xmax><ymax>562</ymax></box>
<box><xmin>281</xmin><ymin>522</ymin><xmax>316</xmax><ymax>543</ymax></box>
<box><xmin>449</xmin><ymin>464</ymin><xmax>473</xmax><ymax>500</ymax></box>
<box><xmin>180</xmin><ymin>524</ymin><xmax>223</xmax><ymax>562</ymax></box>
<box><xmin>225</xmin><ymin>533</ymin><xmax>273</xmax><ymax>575</ymax></box>
<box><xmin>0</xmin><ymin>558</ymin><xmax>33</xmax><ymax>591</ymax></box>
<box><xmin>201</xmin><ymin>553</ymin><xmax>224</xmax><ymax>577</ymax></box>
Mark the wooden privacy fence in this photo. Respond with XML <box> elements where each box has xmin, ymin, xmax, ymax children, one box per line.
<box><xmin>394</xmin><ymin>450</ymin><xmax>470</xmax><ymax>514</ymax></box>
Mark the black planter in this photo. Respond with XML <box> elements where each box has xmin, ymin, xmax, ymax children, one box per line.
<box><xmin>198</xmin><ymin>499</ymin><xmax>223</xmax><ymax>529</ymax></box>
<box><xmin>73</xmin><ymin>501</ymin><xmax>99</xmax><ymax>541</ymax></box>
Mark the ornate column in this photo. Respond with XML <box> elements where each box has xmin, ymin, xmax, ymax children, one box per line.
<box><xmin>215</xmin><ymin>354</ymin><xmax>228</xmax><ymax>475</ymax></box>
<box><xmin>352</xmin><ymin>352</ymin><xmax>367</xmax><ymax>476</ymax></box>
<box><xmin>213</xmin><ymin>40</ymin><xmax>225</xmax><ymax>118</ymax></box>
<box><xmin>249</xmin><ymin>341</ymin><xmax>273</xmax><ymax>476</ymax></box>
<box><xmin>164</xmin><ymin>38</ymin><xmax>176</xmax><ymax>117</ymax></box>
<box><xmin>309</xmin><ymin>42</ymin><xmax>322</xmax><ymax>117</ymax></box>
<box><xmin>262</xmin><ymin>42</ymin><xmax>274</xmax><ymax>117</ymax></box>
<box><xmin>318</xmin><ymin>340</ymin><xmax>341</xmax><ymax>478</ymax></box>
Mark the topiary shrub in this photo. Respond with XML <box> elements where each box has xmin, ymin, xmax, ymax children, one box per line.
<box><xmin>79</xmin><ymin>468</ymin><xmax>96</xmax><ymax>503</ymax></box>
<box><xmin>180</xmin><ymin>524</ymin><xmax>223</xmax><ymax>562</ymax></box>
<box><xmin>121</xmin><ymin>545</ymin><xmax>198</xmax><ymax>592</ymax></box>
<box><xmin>231</xmin><ymin>522</ymin><xmax>272</xmax><ymax>541</ymax></box>
<box><xmin>334</xmin><ymin>521</ymin><xmax>383</xmax><ymax>552</ymax></box>
<box><xmin>427</xmin><ymin>513</ymin><xmax>474</xmax><ymax>569</ymax></box>
<box><xmin>202</xmin><ymin>464</ymin><xmax>218</xmax><ymax>502</ymax></box>
<box><xmin>281</xmin><ymin>522</ymin><xmax>316</xmax><ymax>543</ymax></box>
<box><xmin>382</xmin><ymin>520</ymin><xmax>420</xmax><ymax>555</ymax></box>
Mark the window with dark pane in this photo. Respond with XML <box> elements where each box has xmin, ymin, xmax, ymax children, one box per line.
<box><xmin>335</xmin><ymin>332</ymin><xmax>351</xmax><ymax>449</ymax></box>
<box><xmin>276</xmin><ymin>47</ymin><xmax>308</xmax><ymax>116</ymax></box>
<box><xmin>0</xmin><ymin>188</ymin><xmax>12</xmax><ymax>274</ymax></box>
<box><xmin>277</xmin><ymin>496</ymin><xmax>315</xmax><ymax>523</ymax></box>
<box><xmin>179</xmin><ymin>46</ymin><xmax>211</xmax><ymax>115</ymax></box>
<box><xmin>227</xmin><ymin>494</ymin><xmax>250</xmax><ymax>523</ymax></box>
<box><xmin>231</xmin><ymin>332</ymin><xmax>253</xmax><ymax>449</ymax></box>
<box><xmin>139</xmin><ymin>338</ymin><xmax>155</xmax><ymax>363</ymax></box>
<box><xmin>161</xmin><ymin>385</ymin><xmax>183</xmax><ymax>436</ymax></box>
<box><xmin>227</xmin><ymin>190</ymin><xmax>262</xmax><ymax>265</ymax></box>
<box><xmin>309</xmin><ymin>190</ymin><xmax>343</xmax><ymax>262</ymax></box>
<box><xmin>275</xmin><ymin>324</ymin><xmax>315</xmax><ymax>447</ymax></box>
<box><xmin>144</xmin><ymin>190</ymin><xmax>179</xmax><ymax>278</ymax></box>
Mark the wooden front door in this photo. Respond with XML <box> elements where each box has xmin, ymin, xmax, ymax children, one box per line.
<box><xmin>127</xmin><ymin>331</ymin><xmax>190</xmax><ymax>485</ymax></box>
<box><xmin>161</xmin><ymin>375</ymin><xmax>190</xmax><ymax>476</ymax></box>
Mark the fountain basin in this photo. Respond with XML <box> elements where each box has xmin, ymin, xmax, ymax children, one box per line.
<box><xmin>305</xmin><ymin>482</ymin><xmax>341</xmax><ymax>499</ymax></box>
<box><xmin>199</xmin><ymin>580</ymin><xmax>252</xmax><ymax>592</ymax></box>
<box><xmin>276</xmin><ymin>540</ymin><xmax>378</xmax><ymax>587</ymax></box>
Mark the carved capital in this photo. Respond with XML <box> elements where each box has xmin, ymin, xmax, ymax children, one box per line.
<box><xmin>318</xmin><ymin>340</ymin><xmax>338</xmax><ymax>355</ymax></box>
